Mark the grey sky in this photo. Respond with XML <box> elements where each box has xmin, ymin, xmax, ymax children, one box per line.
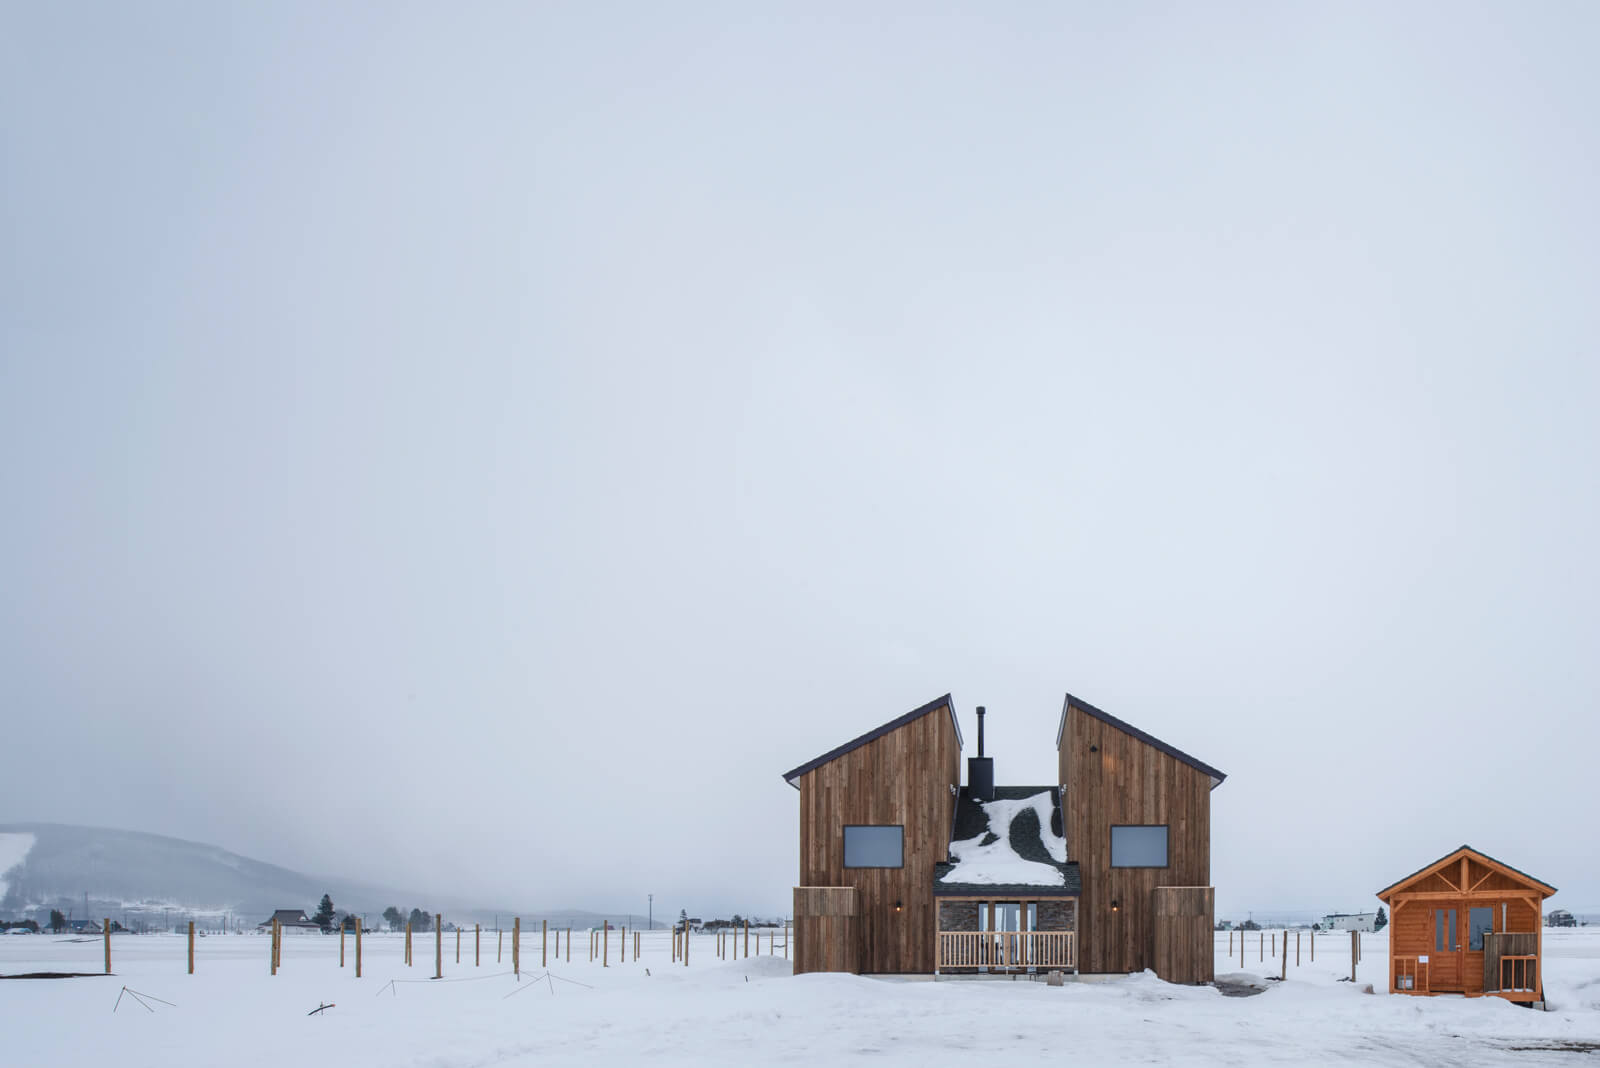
<box><xmin>3</xmin><ymin>3</ymin><xmax>1597</xmax><ymax>921</ymax></box>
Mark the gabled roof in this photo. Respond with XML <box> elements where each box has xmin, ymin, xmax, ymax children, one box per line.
<box><xmin>781</xmin><ymin>694</ymin><xmax>962</xmax><ymax>788</ymax></box>
<box><xmin>1376</xmin><ymin>845</ymin><xmax>1558</xmax><ymax>901</ymax></box>
<box><xmin>1055</xmin><ymin>692</ymin><xmax>1226</xmax><ymax>788</ymax></box>
<box><xmin>933</xmin><ymin>786</ymin><xmax>1081</xmax><ymax>897</ymax></box>
<box><xmin>259</xmin><ymin>909</ymin><xmax>319</xmax><ymax>927</ymax></box>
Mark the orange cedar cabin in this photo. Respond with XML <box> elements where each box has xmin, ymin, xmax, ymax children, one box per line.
<box><xmin>1376</xmin><ymin>845</ymin><xmax>1557</xmax><ymax>1004</ymax></box>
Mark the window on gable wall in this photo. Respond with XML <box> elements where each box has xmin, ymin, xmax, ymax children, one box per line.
<box><xmin>843</xmin><ymin>825</ymin><xmax>904</xmax><ymax>868</ymax></box>
<box><xmin>1110</xmin><ymin>825</ymin><xmax>1168</xmax><ymax>868</ymax></box>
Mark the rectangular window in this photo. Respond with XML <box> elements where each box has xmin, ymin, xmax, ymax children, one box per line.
<box><xmin>1469</xmin><ymin>907</ymin><xmax>1494</xmax><ymax>951</ymax></box>
<box><xmin>843</xmin><ymin>825</ymin><xmax>904</xmax><ymax>868</ymax></box>
<box><xmin>1435</xmin><ymin>909</ymin><xmax>1457</xmax><ymax>952</ymax></box>
<box><xmin>1110</xmin><ymin>825</ymin><xmax>1169</xmax><ymax>868</ymax></box>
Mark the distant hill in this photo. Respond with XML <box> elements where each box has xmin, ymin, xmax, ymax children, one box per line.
<box><xmin>0</xmin><ymin>823</ymin><xmax>633</xmax><ymax>931</ymax></box>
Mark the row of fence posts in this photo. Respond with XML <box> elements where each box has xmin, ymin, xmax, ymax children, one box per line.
<box><xmin>94</xmin><ymin>915</ymin><xmax>790</xmax><ymax>978</ymax></box>
<box><xmin>1224</xmin><ymin>927</ymin><xmax>1362</xmax><ymax>981</ymax></box>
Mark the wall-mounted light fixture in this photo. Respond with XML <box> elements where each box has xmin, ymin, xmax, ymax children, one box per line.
<box><xmin>1089</xmin><ymin>744</ymin><xmax>1099</xmax><ymax>753</ymax></box>
<box><xmin>894</xmin><ymin>901</ymin><xmax>903</xmax><ymax>913</ymax></box>
<box><xmin>1111</xmin><ymin>899</ymin><xmax>1120</xmax><ymax>912</ymax></box>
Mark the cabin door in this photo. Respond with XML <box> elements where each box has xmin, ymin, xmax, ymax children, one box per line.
<box><xmin>1430</xmin><ymin>908</ymin><xmax>1461</xmax><ymax>990</ymax></box>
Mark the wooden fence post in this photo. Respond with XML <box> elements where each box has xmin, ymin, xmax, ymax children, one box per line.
<box><xmin>476</xmin><ymin>923</ymin><xmax>480</xmax><ymax>967</ymax></box>
<box><xmin>104</xmin><ymin>918</ymin><xmax>111</xmax><ymax>975</ymax></box>
<box><xmin>1271</xmin><ymin>932</ymin><xmax>1276</xmax><ymax>958</ymax></box>
<box><xmin>406</xmin><ymin>921</ymin><xmax>412</xmax><ymax>966</ymax></box>
<box><xmin>1239</xmin><ymin>929</ymin><xmax>1244</xmax><ymax>969</ymax></box>
<box><xmin>1296</xmin><ymin>930</ymin><xmax>1300</xmax><ymax>967</ymax></box>
<box><xmin>271</xmin><ymin>919</ymin><xmax>279</xmax><ymax>975</ymax></box>
<box><xmin>684</xmin><ymin>924</ymin><xmax>690</xmax><ymax>966</ymax></box>
<box><xmin>456</xmin><ymin>926</ymin><xmax>461</xmax><ymax>964</ymax></box>
<box><xmin>356</xmin><ymin>920</ymin><xmax>362</xmax><ymax>978</ymax></box>
<box><xmin>604</xmin><ymin>923</ymin><xmax>609</xmax><ymax>967</ymax></box>
<box><xmin>340</xmin><ymin>921</ymin><xmax>346</xmax><ymax>968</ymax></box>
<box><xmin>542</xmin><ymin>920</ymin><xmax>548</xmax><ymax>968</ymax></box>
<box><xmin>513</xmin><ymin>917</ymin><xmax>521</xmax><ymax>978</ymax></box>
<box><xmin>1228</xmin><ymin>929</ymin><xmax>1233</xmax><ymax>955</ymax></box>
<box><xmin>1350</xmin><ymin>930</ymin><xmax>1357</xmax><ymax>982</ymax></box>
<box><xmin>567</xmin><ymin>927</ymin><xmax>570</xmax><ymax>963</ymax></box>
<box><xmin>1281</xmin><ymin>930</ymin><xmax>1287</xmax><ymax>981</ymax></box>
<box><xmin>1259</xmin><ymin>931</ymin><xmax>1264</xmax><ymax>962</ymax></box>
<box><xmin>785</xmin><ymin>920</ymin><xmax>789</xmax><ymax>959</ymax></box>
<box><xmin>498</xmin><ymin>927</ymin><xmax>503</xmax><ymax>963</ymax></box>
<box><xmin>744</xmin><ymin>920</ymin><xmax>749</xmax><ymax>958</ymax></box>
<box><xmin>1311</xmin><ymin>928</ymin><xmax>1315</xmax><ymax>962</ymax></box>
<box><xmin>435</xmin><ymin>915</ymin><xmax>442</xmax><ymax>979</ymax></box>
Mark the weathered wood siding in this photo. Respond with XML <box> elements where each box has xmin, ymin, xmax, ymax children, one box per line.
<box><xmin>793</xmin><ymin>887</ymin><xmax>859</xmax><ymax>975</ymax></box>
<box><xmin>797</xmin><ymin>702</ymin><xmax>962</xmax><ymax>973</ymax></box>
<box><xmin>1059</xmin><ymin>703</ymin><xmax>1213</xmax><ymax>974</ymax></box>
<box><xmin>1152</xmin><ymin>886</ymin><xmax>1215</xmax><ymax>984</ymax></box>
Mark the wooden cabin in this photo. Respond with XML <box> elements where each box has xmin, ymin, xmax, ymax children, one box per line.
<box><xmin>784</xmin><ymin>692</ymin><xmax>1225</xmax><ymax>981</ymax></box>
<box><xmin>1376</xmin><ymin>846</ymin><xmax>1557</xmax><ymax>1004</ymax></box>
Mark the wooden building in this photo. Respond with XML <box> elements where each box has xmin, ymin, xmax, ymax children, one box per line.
<box><xmin>784</xmin><ymin>692</ymin><xmax>1225</xmax><ymax>980</ymax></box>
<box><xmin>1057</xmin><ymin>694</ymin><xmax>1225</xmax><ymax>980</ymax></box>
<box><xmin>1376</xmin><ymin>846</ymin><xmax>1557</xmax><ymax>1004</ymax></box>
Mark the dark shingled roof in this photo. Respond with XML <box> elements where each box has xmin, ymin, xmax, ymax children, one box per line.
<box><xmin>1055</xmin><ymin>692</ymin><xmax>1227</xmax><ymax>788</ymax></box>
<box><xmin>933</xmin><ymin>786</ymin><xmax>1081</xmax><ymax>897</ymax></box>
<box><xmin>1376</xmin><ymin>844</ymin><xmax>1558</xmax><ymax>900</ymax></box>
<box><xmin>782</xmin><ymin>694</ymin><xmax>963</xmax><ymax>788</ymax></box>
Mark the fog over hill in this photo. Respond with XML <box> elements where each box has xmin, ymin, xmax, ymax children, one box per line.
<box><xmin>0</xmin><ymin>824</ymin><xmax>660</xmax><ymax>931</ymax></box>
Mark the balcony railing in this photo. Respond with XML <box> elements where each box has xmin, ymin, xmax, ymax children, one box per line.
<box><xmin>937</xmin><ymin>930</ymin><xmax>1076</xmax><ymax>972</ymax></box>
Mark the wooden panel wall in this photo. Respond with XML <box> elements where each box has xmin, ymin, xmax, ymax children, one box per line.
<box><xmin>1152</xmin><ymin>887</ymin><xmax>1214</xmax><ymax>984</ymax></box>
<box><xmin>797</xmin><ymin>702</ymin><xmax>961</xmax><ymax>973</ymax></box>
<box><xmin>1060</xmin><ymin>703</ymin><xmax>1213</xmax><ymax>974</ymax></box>
<box><xmin>793</xmin><ymin>887</ymin><xmax>859</xmax><ymax>975</ymax></box>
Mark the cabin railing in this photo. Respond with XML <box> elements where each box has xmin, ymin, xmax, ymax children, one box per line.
<box><xmin>937</xmin><ymin>931</ymin><xmax>1075</xmax><ymax>972</ymax></box>
<box><xmin>1499</xmin><ymin>955</ymin><xmax>1538</xmax><ymax>993</ymax></box>
<box><xmin>1393</xmin><ymin>956</ymin><xmax>1429</xmax><ymax>993</ymax></box>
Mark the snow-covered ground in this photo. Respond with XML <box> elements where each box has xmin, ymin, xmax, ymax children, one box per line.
<box><xmin>3</xmin><ymin>926</ymin><xmax>1599</xmax><ymax>1065</ymax></box>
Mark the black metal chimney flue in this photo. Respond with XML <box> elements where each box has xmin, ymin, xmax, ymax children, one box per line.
<box><xmin>968</xmin><ymin>705</ymin><xmax>995</xmax><ymax>801</ymax></box>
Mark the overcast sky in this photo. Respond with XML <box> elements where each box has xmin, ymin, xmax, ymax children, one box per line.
<box><xmin>3</xmin><ymin>3</ymin><xmax>1597</xmax><ymax>923</ymax></box>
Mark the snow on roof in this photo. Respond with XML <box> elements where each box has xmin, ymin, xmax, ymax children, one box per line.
<box><xmin>939</xmin><ymin>791</ymin><xmax>1067</xmax><ymax>888</ymax></box>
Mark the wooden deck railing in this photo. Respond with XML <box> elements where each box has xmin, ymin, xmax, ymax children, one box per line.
<box><xmin>1392</xmin><ymin>955</ymin><xmax>1429</xmax><ymax>993</ymax></box>
<box><xmin>1499</xmin><ymin>954</ymin><xmax>1538</xmax><ymax>993</ymax></box>
<box><xmin>937</xmin><ymin>931</ymin><xmax>1076</xmax><ymax>972</ymax></box>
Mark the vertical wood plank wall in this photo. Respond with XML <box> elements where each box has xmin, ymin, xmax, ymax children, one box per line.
<box><xmin>797</xmin><ymin>703</ymin><xmax>961</xmax><ymax>973</ymax></box>
<box><xmin>793</xmin><ymin>887</ymin><xmax>860</xmax><ymax>975</ymax></box>
<box><xmin>1060</xmin><ymin>703</ymin><xmax>1212</xmax><ymax>973</ymax></box>
<box><xmin>1151</xmin><ymin>887</ymin><xmax>1215</xmax><ymax>984</ymax></box>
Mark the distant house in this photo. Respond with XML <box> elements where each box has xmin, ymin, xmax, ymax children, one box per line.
<box><xmin>1547</xmin><ymin>909</ymin><xmax>1576</xmax><ymax>928</ymax></box>
<box><xmin>1376</xmin><ymin>845</ymin><xmax>1556</xmax><ymax>1004</ymax></box>
<box><xmin>1317</xmin><ymin>912</ymin><xmax>1377</xmax><ymax>933</ymax></box>
<box><xmin>257</xmin><ymin>909</ymin><xmax>322</xmax><ymax>933</ymax></box>
<box><xmin>68</xmin><ymin>918</ymin><xmax>102</xmax><ymax>933</ymax></box>
<box><xmin>783</xmin><ymin>693</ymin><xmax>1225</xmax><ymax>981</ymax></box>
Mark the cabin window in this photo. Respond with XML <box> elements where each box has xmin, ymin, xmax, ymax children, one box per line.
<box><xmin>843</xmin><ymin>825</ymin><xmax>904</xmax><ymax>868</ymax></box>
<box><xmin>1435</xmin><ymin>909</ymin><xmax>1457</xmax><ymax>952</ymax></box>
<box><xmin>1110</xmin><ymin>825</ymin><xmax>1168</xmax><ymax>868</ymax></box>
<box><xmin>1469</xmin><ymin>907</ymin><xmax>1494</xmax><ymax>951</ymax></box>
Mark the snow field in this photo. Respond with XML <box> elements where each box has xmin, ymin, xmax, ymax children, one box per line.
<box><xmin>3</xmin><ymin>926</ymin><xmax>1600</xmax><ymax>1066</ymax></box>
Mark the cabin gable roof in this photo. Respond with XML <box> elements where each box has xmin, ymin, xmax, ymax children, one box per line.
<box><xmin>1376</xmin><ymin>844</ymin><xmax>1558</xmax><ymax>901</ymax></box>
<box><xmin>1055</xmin><ymin>692</ymin><xmax>1226</xmax><ymax>788</ymax></box>
<box><xmin>781</xmin><ymin>694</ymin><xmax>963</xmax><ymax>789</ymax></box>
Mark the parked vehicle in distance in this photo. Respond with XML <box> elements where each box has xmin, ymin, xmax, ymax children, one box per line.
<box><xmin>1548</xmin><ymin>909</ymin><xmax>1577</xmax><ymax>928</ymax></box>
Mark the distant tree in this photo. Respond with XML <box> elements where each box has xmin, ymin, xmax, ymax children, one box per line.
<box><xmin>313</xmin><ymin>894</ymin><xmax>336</xmax><ymax>932</ymax></box>
<box><xmin>1375</xmin><ymin>907</ymin><xmax>1388</xmax><ymax>932</ymax></box>
<box><xmin>340</xmin><ymin>913</ymin><xmax>360</xmax><ymax>932</ymax></box>
<box><xmin>49</xmin><ymin>909</ymin><xmax>66</xmax><ymax>933</ymax></box>
<box><xmin>731</xmin><ymin>914</ymin><xmax>744</xmax><ymax>927</ymax></box>
<box><xmin>408</xmin><ymin>908</ymin><xmax>432</xmax><ymax>933</ymax></box>
<box><xmin>383</xmin><ymin>906</ymin><xmax>404</xmax><ymax>932</ymax></box>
